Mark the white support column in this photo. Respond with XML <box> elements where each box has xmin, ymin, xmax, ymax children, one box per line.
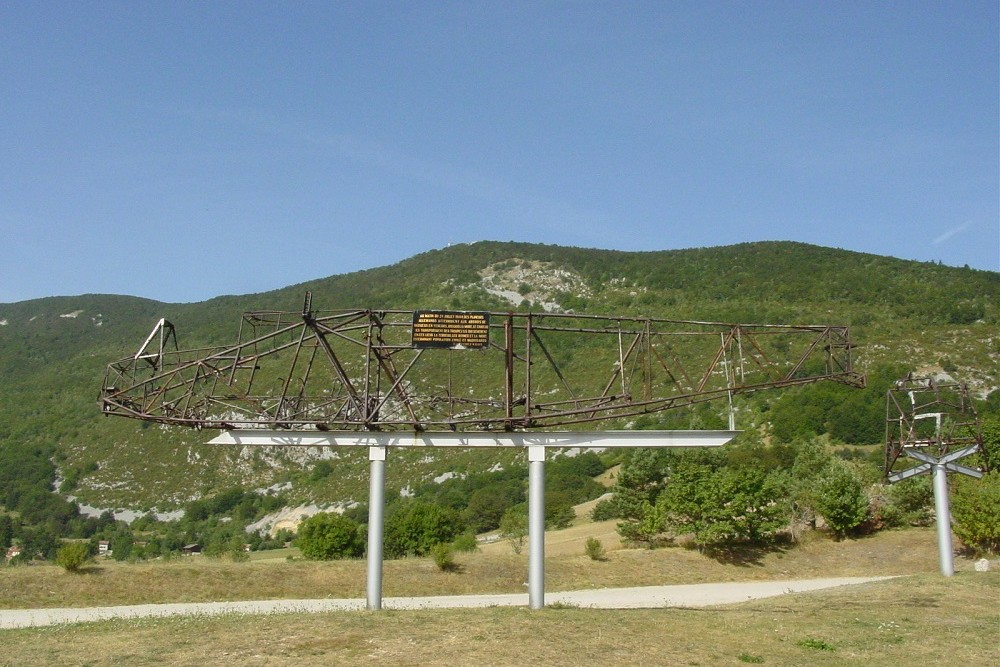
<box><xmin>528</xmin><ymin>445</ymin><xmax>546</xmax><ymax>610</ymax></box>
<box><xmin>932</xmin><ymin>462</ymin><xmax>954</xmax><ymax>577</ymax></box>
<box><xmin>366</xmin><ymin>446</ymin><xmax>386</xmax><ymax>609</ymax></box>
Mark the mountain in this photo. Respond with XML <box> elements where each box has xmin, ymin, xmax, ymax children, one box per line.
<box><xmin>1</xmin><ymin>241</ymin><xmax>997</xmax><ymax>514</ymax></box>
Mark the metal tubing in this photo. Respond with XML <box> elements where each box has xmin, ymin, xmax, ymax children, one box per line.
<box><xmin>528</xmin><ymin>445</ymin><xmax>545</xmax><ymax>609</ymax></box>
<box><xmin>367</xmin><ymin>446</ymin><xmax>387</xmax><ymax>609</ymax></box>
<box><xmin>932</xmin><ymin>462</ymin><xmax>954</xmax><ymax>577</ymax></box>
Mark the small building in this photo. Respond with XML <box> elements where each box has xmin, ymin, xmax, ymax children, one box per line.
<box><xmin>181</xmin><ymin>543</ymin><xmax>202</xmax><ymax>555</ymax></box>
<box><xmin>97</xmin><ymin>540</ymin><xmax>110</xmax><ymax>556</ymax></box>
<box><xmin>5</xmin><ymin>545</ymin><xmax>22</xmax><ymax>562</ymax></box>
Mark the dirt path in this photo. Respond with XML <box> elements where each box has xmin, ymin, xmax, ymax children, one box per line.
<box><xmin>0</xmin><ymin>577</ymin><xmax>893</xmax><ymax>629</ymax></box>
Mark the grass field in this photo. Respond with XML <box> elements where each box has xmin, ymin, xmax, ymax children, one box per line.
<box><xmin>1</xmin><ymin>526</ymin><xmax>997</xmax><ymax>665</ymax></box>
<box><xmin>1</xmin><ymin>572</ymin><xmax>996</xmax><ymax>666</ymax></box>
<box><xmin>0</xmin><ymin>527</ymin><xmax>969</xmax><ymax>609</ymax></box>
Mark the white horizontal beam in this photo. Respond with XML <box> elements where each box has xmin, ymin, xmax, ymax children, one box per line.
<box><xmin>207</xmin><ymin>429</ymin><xmax>738</xmax><ymax>449</ymax></box>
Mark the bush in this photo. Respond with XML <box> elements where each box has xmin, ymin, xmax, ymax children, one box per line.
<box><xmin>55</xmin><ymin>542</ymin><xmax>91</xmax><ymax>572</ymax></box>
<box><xmin>384</xmin><ymin>500</ymin><xmax>462</xmax><ymax>558</ymax></box>
<box><xmin>451</xmin><ymin>532</ymin><xmax>479</xmax><ymax>553</ymax></box>
<box><xmin>295</xmin><ymin>512</ymin><xmax>365</xmax><ymax>560</ymax></box>
<box><xmin>584</xmin><ymin>537</ymin><xmax>607</xmax><ymax>561</ymax></box>
<box><xmin>499</xmin><ymin>507</ymin><xmax>527</xmax><ymax>554</ymax></box>
<box><xmin>590</xmin><ymin>497</ymin><xmax>619</xmax><ymax>521</ymax></box>
<box><xmin>951</xmin><ymin>471</ymin><xmax>1000</xmax><ymax>556</ymax></box>
<box><xmin>431</xmin><ymin>543</ymin><xmax>458</xmax><ymax>571</ymax></box>
<box><xmin>814</xmin><ymin>462</ymin><xmax>868</xmax><ymax>540</ymax></box>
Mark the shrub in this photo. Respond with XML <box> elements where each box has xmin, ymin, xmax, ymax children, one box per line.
<box><xmin>295</xmin><ymin>512</ymin><xmax>364</xmax><ymax>560</ymax></box>
<box><xmin>431</xmin><ymin>543</ymin><xmax>458</xmax><ymax>571</ymax></box>
<box><xmin>451</xmin><ymin>532</ymin><xmax>479</xmax><ymax>553</ymax></box>
<box><xmin>951</xmin><ymin>471</ymin><xmax>1000</xmax><ymax>556</ymax></box>
<box><xmin>384</xmin><ymin>500</ymin><xmax>462</xmax><ymax>558</ymax></box>
<box><xmin>814</xmin><ymin>462</ymin><xmax>868</xmax><ymax>540</ymax></box>
<box><xmin>55</xmin><ymin>542</ymin><xmax>91</xmax><ymax>572</ymax></box>
<box><xmin>584</xmin><ymin>537</ymin><xmax>607</xmax><ymax>561</ymax></box>
<box><xmin>499</xmin><ymin>507</ymin><xmax>527</xmax><ymax>554</ymax></box>
<box><xmin>590</xmin><ymin>497</ymin><xmax>619</xmax><ymax>521</ymax></box>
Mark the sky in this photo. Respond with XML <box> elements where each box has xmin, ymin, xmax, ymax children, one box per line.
<box><xmin>2</xmin><ymin>1</ymin><xmax>997</xmax><ymax>304</ymax></box>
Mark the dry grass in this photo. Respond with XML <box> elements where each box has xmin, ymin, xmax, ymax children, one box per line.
<box><xmin>1</xmin><ymin>572</ymin><xmax>996</xmax><ymax>666</ymax></box>
<box><xmin>0</xmin><ymin>527</ymin><xmax>968</xmax><ymax>610</ymax></box>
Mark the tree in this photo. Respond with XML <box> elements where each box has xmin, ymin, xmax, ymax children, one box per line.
<box><xmin>384</xmin><ymin>500</ymin><xmax>461</xmax><ymax>558</ymax></box>
<box><xmin>658</xmin><ymin>460</ymin><xmax>788</xmax><ymax>550</ymax></box>
<box><xmin>0</xmin><ymin>515</ymin><xmax>12</xmax><ymax>551</ymax></box>
<box><xmin>499</xmin><ymin>506</ymin><xmax>527</xmax><ymax>554</ymax></box>
<box><xmin>110</xmin><ymin>533</ymin><xmax>133</xmax><ymax>562</ymax></box>
<box><xmin>295</xmin><ymin>512</ymin><xmax>364</xmax><ymax>560</ymax></box>
<box><xmin>814</xmin><ymin>462</ymin><xmax>868</xmax><ymax>540</ymax></box>
<box><xmin>462</xmin><ymin>485</ymin><xmax>517</xmax><ymax>534</ymax></box>
<box><xmin>951</xmin><ymin>471</ymin><xmax>1000</xmax><ymax>556</ymax></box>
<box><xmin>55</xmin><ymin>542</ymin><xmax>91</xmax><ymax>572</ymax></box>
<box><xmin>611</xmin><ymin>448</ymin><xmax>669</xmax><ymax>522</ymax></box>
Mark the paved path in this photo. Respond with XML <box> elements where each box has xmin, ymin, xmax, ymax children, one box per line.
<box><xmin>0</xmin><ymin>577</ymin><xmax>894</xmax><ymax>630</ymax></box>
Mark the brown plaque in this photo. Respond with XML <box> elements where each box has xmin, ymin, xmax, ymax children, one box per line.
<box><xmin>411</xmin><ymin>311</ymin><xmax>490</xmax><ymax>349</ymax></box>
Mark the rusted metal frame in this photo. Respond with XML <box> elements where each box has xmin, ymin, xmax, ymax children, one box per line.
<box><xmin>695</xmin><ymin>327</ymin><xmax>738</xmax><ymax>394</ymax></box>
<box><xmin>885</xmin><ymin>390</ymin><xmax>907</xmax><ymax>474</ymax></box>
<box><xmin>617</xmin><ymin>322</ymin><xmax>627</xmax><ymax>398</ymax></box>
<box><xmin>180</xmin><ymin>362</ymin><xmax>213</xmax><ymax>419</ymax></box>
<box><xmin>526</xmin><ymin>374</ymin><xmax>841</xmax><ymax>427</ymax></box>
<box><xmin>729</xmin><ymin>330</ymin><xmax>784</xmax><ymax>384</ymax></box>
<box><xmin>642</xmin><ymin>320</ymin><xmax>652</xmax><ymax>401</ymax></box>
<box><xmin>524</xmin><ymin>314</ymin><xmax>533</xmax><ymax>422</ymax></box>
<box><xmin>364</xmin><ymin>311</ymin><xmax>421</xmax><ymax>427</ymax></box>
<box><xmin>272</xmin><ymin>323</ymin><xmax>311</xmax><ymax>422</ymax></box>
<box><xmin>822</xmin><ymin>327</ymin><xmax>854</xmax><ymax>376</ymax></box>
<box><xmin>283</xmin><ymin>343</ymin><xmax>323</xmax><ymax>422</ymax></box>
<box><xmin>529</xmin><ymin>327</ymin><xmax>581</xmax><ymax>408</ymax></box>
<box><xmin>504</xmin><ymin>315</ymin><xmax>515</xmax><ymax>423</ymax></box>
<box><xmin>303</xmin><ymin>316</ymin><xmax>368</xmax><ymax>422</ymax></box>
<box><xmin>371</xmin><ymin>347</ymin><xmax>424</xmax><ymax>428</ymax></box>
<box><xmin>781</xmin><ymin>326</ymin><xmax>831</xmax><ymax>382</ymax></box>
<box><xmin>594</xmin><ymin>330</ymin><xmax>644</xmax><ymax>419</ymax></box>
<box><xmin>128</xmin><ymin>366</ymin><xmax>190</xmax><ymax>417</ymax></box>
<box><xmin>647</xmin><ymin>334</ymin><xmax>693</xmax><ymax>393</ymax></box>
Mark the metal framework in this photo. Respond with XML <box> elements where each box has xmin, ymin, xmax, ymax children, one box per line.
<box><xmin>884</xmin><ymin>375</ymin><xmax>986</xmax><ymax>479</ymax></box>
<box><xmin>101</xmin><ymin>294</ymin><xmax>864</xmax><ymax>432</ymax></box>
<box><xmin>884</xmin><ymin>375</ymin><xmax>985</xmax><ymax>576</ymax></box>
<box><xmin>98</xmin><ymin>295</ymin><xmax>866</xmax><ymax>610</ymax></box>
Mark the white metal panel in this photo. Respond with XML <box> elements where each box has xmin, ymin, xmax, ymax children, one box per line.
<box><xmin>207</xmin><ymin>429</ymin><xmax>738</xmax><ymax>448</ymax></box>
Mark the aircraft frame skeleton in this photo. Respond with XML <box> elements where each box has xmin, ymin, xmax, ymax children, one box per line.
<box><xmin>100</xmin><ymin>295</ymin><xmax>864</xmax><ymax>609</ymax></box>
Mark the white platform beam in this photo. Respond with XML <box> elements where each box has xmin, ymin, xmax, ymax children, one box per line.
<box><xmin>207</xmin><ymin>429</ymin><xmax>738</xmax><ymax>449</ymax></box>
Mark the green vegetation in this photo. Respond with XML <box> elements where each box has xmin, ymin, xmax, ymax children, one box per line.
<box><xmin>54</xmin><ymin>542</ymin><xmax>91</xmax><ymax>572</ymax></box>
<box><xmin>295</xmin><ymin>512</ymin><xmax>364</xmax><ymax>560</ymax></box>
<box><xmin>584</xmin><ymin>536</ymin><xmax>606</xmax><ymax>561</ymax></box>
<box><xmin>951</xmin><ymin>471</ymin><xmax>1000</xmax><ymax>556</ymax></box>
<box><xmin>0</xmin><ymin>241</ymin><xmax>997</xmax><ymax>565</ymax></box>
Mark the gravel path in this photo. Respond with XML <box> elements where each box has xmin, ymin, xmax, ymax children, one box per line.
<box><xmin>0</xmin><ymin>577</ymin><xmax>893</xmax><ymax>630</ymax></box>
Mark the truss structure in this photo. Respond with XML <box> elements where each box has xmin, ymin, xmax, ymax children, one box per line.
<box><xmin>101</xmin><ymin>294</ymin><xmax>864</xmax><ymax>432</ymax></box>
<box><xmin>884</xmin><ymin>375</ymin><xmax>986</xmax><ymax>480</ymax></box>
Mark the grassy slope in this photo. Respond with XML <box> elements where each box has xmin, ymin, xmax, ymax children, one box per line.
<box><xmin>0</xmin><ymin>241</ymin><xmax>997</xmax><ymax>510</ymax></box>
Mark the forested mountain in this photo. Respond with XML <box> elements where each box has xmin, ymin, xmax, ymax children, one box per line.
<box><xmin>1</xmin><ymin>241</ymin><xmax>997</xmax><ymax>526</ymax></box>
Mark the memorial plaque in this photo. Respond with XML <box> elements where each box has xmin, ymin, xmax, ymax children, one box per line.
<box><xmin>411</xmin><ymin>310</ymin><xmax>490</xmax><ymax>349</ymax></box>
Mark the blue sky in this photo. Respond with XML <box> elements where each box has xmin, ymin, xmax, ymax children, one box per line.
<box><xmin>2</xmin><ymin>1</ymin><xmax>997</xmax><ymax>304</ymax></box>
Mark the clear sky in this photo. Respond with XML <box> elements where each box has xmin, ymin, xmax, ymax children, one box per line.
<box><xmin>2</xmin><ymin>1</ymin><xmax>997</xmax><ymax>304</ymax></box>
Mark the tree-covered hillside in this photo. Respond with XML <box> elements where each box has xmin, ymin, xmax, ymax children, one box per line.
<box><xmin>0</xmin><ymin>242</ymin><xmax>997</xmax><ymax>529</ymax></box>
